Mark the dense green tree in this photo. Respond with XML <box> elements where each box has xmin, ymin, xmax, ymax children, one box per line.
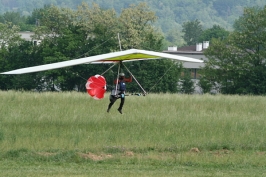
<box><xmin>197</xmin><ymin>76</ymin><xmax>212</xmax><ymax>94</ymax></box>
<box><xmin>7</xmin><ymin>41</ymin><xmax>43</xmax><ymax>90</ymax></box>
<box><xmin>0</xmin><ymin>11</ymin><xmax>35</xmax><ymax>31</ymax></box>
<box><xmin>26</xmin><ymin>5</ymin><xmax>52</xmax><ymax>26</ymax></box>
<box><xmin>124</xmin><ymin>60</ymin><xmax>182</xmax><ymax>93</ymax></box>
<box><xmin>0</xmin><ymin>22</ymin><xmax>21</xmax><ymax>90</ymax></box>
<box><xmin>0</xmin><ymin>39</ymin><xmax>42</xmax><ymax>90</ymax></box>
<box><xmin>201</xmin><ymin>6</ymin><xmax>266</xmax><ymax>94</ymax></box>
<box><xmin>182</xmin><ymin>19</ymin><xmax>203</xmax><ymax>46</ymax></box>
<box><xmin>179</xmin><ymin>69</ymin><xmax>195</xmax><ymax>94</ymax></box>
<box><xmin>0</xmin><ymin>22</ymin><xmax>21</xmax><ymax>48</ymax></box>
<box><xmin>0</xmin><ymin>11</ymin><xmax>21</xmax><ymax>25</ymax></box>
<box><xmin>199</xmin><ymin>25</ymin><xmax>230</xmax><ymax>42</ymax></box>
<box><xmin>0</xmin><ymin>22</ymin><xmax>30</xmax><ymax>90</ymax></box>
<box><xmin>74</xmin><ymin>2</ymin><xmax>118</xmax><ymax>48</ymax></box>
<box><xmin>164</xmin><ymin>28</ymin><xmax>184</xmax><ymax>47</ymax></box>
<box><xmin>118</xmin><ymin>2</ymin><xmax>159</xmax><ymax>50</ymax></box>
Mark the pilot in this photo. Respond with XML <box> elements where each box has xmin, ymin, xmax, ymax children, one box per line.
<box><xmin>107</xmin><ymin>73</ymin><xmax>132</xmax><ymax>114</ymax></box>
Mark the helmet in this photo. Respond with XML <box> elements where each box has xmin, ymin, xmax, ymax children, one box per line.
<box><xmin>119</xmin><ymin>73</ymin><xmax>125</xmax><ymax>77</ymax></box>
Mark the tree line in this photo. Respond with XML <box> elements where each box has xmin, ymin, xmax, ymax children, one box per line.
<box><xmin>0</xmin><ymin>2</ymin><xmax>266</xmax><ymax>95</ymax></box>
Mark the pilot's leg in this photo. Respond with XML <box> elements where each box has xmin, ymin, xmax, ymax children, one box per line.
<box><xmin>107</xmin><ymin>96</ymin><xmax>117</xmax><ymax>112</ymax></box>
<box><xmin>118</xmin><ymin>96</ymin><xmax>125</xmax><ymax>114</ymax></box>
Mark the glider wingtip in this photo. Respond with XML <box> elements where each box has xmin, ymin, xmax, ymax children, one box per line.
<box><xmin>1</xmin><ymin>71</ymin><xmax>22</xmax><ymax>74</ymax></box>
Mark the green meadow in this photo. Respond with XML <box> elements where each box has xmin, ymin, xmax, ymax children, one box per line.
<box><xmin>1</xmin><ymin>91</ymin><xmax>266</xmax><ymax>176</ymax></box>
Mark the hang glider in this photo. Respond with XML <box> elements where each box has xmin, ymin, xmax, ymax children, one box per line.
<box><xmin>1</xmin><ymin>48</ymin><xmax>203</xmax><ymax>75</ymax></box>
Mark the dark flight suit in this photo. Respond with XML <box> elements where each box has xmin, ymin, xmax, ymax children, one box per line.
<box><xmin>107</xmin><ymin>76</ymin><xmax>132</xmax><ymax>114</ymax></box>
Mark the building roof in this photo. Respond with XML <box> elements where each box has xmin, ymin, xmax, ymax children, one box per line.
<box><xmin>163</xmin><ymin>44</ymin><xmax>209</xmax><ymax>69</ymax></box>
<box><xmin>177</xmin><ymin>45</ymin><xmax>197</xmax><ymax>51</ymax></box>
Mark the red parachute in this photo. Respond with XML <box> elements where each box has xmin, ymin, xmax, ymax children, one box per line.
<box><xmin>85</xmin><ymin>75</ymin><xmax>106</xmax><ymax>100</ymax></box>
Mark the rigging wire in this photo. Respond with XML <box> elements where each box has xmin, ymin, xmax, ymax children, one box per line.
<box><xmin>114</xmin><ymin>62</ymin><xmax>121</xmax><ymax>95</ymax></box>
<box><xmin>66</xmin><ymin>37</ymin><xmax>113</xmax><ymax>81</ymax></box>
<box><xmin>101</xmin><ymin>63</ymin><xmax>118</xmax><ymax>76</ymax></box>
<box><xmin>122</xmin><ymin>62</ymin><xmax>147</xmax><ymax>95</ymax></box>
<box><xmin>148</xmin><ymin>63</ymin><xmax>176</xmax><ymax>93</ymax></box>
<box><xmin>75</xmin><ymin>38</ymin><xmax>112</xmax><ymax>59</ymax></box>
<box><xmin>67</xmin><ymin>69</ymin><xmax>87</xmax><ymax>81</ymax></box>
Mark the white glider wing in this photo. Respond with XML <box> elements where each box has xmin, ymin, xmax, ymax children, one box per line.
<box><xmin>1</xmin><ymin>49</ymin><xmax>203</xmax><ymax>74</ymax></box>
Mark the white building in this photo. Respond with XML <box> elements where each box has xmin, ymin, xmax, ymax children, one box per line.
<box><xmin>164</xmin><ymin>42</ymin><xmax>211</xmax><ymax>93</ymax></box>
<box><xmin>18</xmin><ymin>31</ymin><xmax>41</xmax><ymax>45</ymax></box>
<box><xmin>164</xmin><ymin>41</ymin><xmax>209</xmax><ymax>79</ymax></box>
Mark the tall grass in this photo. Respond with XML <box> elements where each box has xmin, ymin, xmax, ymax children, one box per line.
<box><xmin>1</xmin><ymin>91</ymin><xmax>266</xmax><ymax>176</ymax></box>
<box><xmin>1</xmin><ymin>90</ymin><xmax>266</xmax><ymax>153</ymax></box>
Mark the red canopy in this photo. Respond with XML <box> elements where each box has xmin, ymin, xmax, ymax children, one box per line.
<box><xmin>85</xmin><ymin>75</ymin><xmax>106</xmax><ymax>100</ymax></box>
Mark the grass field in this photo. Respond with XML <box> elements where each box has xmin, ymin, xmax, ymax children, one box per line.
<box><xmin>1</xmin><ymin>91</ymin><xmax>266</xmax><ymax>176</ymax></box>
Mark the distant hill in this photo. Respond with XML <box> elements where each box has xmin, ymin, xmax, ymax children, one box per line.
<box><xmin>1</xmin><ymin>0</ymin><xmax>265</xmax><ymax>46</ymax></box>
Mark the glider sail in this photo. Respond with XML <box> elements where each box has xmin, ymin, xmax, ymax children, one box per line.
<box><xmin>1</xmin><ymin>49</ymin><xmax>203</xmax><ymax>75</ymax></box>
